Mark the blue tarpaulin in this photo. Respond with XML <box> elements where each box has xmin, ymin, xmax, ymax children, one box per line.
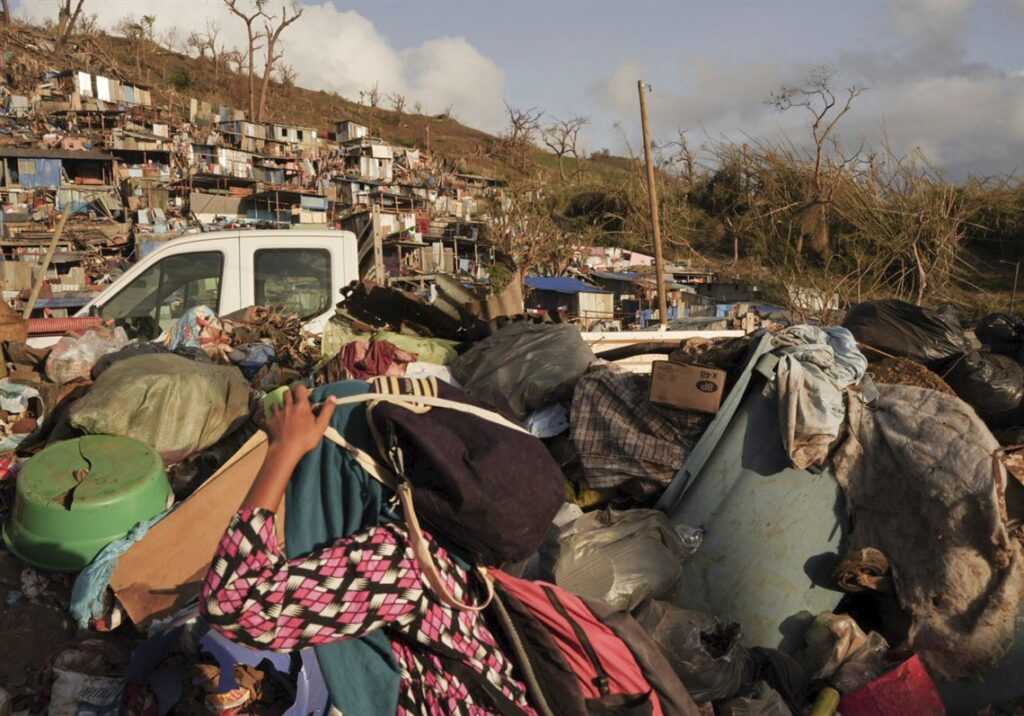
<box><xmin>525</xmin><ymin>276</ymin><xmax>610</xmax><ymax>294</ymax></box>
<box><xmin>17</xmin><ymin>158</ymin><xmax>61</xmax><ymax>188</ymax></box>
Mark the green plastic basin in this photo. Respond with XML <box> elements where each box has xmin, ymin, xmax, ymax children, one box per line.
<box><xmin>2</xmin><ymin>435</ymin><xmax>170</xmax><ymax>571</ymax></box>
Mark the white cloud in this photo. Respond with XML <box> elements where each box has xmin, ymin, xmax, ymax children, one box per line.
<box><xmin>589</xmin><ymin>0</ymin><xmax>1024</xmax><ymax>178</ymax></box>
<box><xmin>15</xmin><ymin>0</ymin><xmax>507</xmax><ymax>132</ymax></box>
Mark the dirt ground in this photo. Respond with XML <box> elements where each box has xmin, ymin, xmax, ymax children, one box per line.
<box><xmin>0</xmin><ymin>548</ymin><xmax>135</xmax><ymax>712</ymax></box>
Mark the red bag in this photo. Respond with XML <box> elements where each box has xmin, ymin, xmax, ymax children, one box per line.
<box><xmin>839</xmin><ymin>655</ymin><xmax>945</xmax><ymax>716</ymax></box>
<box><xmin>484</xmin><ymin>570</ymin><xmax>701</xmax><ymax>716</ymax></box>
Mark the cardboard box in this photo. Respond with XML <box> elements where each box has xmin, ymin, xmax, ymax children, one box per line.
<box><xmin>649</xmin><ymin>361</ymin><xmax>726</xmax><ymax>414</ymax></box>
<box><xmin>109</xmin><ymin>432</ymin><xmax>283</xmax><ymax>626</ymax></box>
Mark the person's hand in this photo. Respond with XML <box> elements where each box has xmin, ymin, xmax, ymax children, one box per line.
<box><xmin>265</xmin><ymin>384</ymin><xmax>336</xmax><ymax>461</ymax></box>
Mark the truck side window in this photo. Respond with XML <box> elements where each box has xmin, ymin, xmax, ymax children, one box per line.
<box><xmin>253</xmin><ymin>248</ymin><xmax>331</xmax><ymax>318</ymax></box>
<box><xmin>100</xmin><ymin>251</ymin><xmax>224</xmax><ymax>330</ymax></box>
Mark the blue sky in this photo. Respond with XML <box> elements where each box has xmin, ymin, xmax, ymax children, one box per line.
<box><xmin>19</xmin><ymin>0</ymin><xmax>1024</xmax><ymax>176</ymax></box>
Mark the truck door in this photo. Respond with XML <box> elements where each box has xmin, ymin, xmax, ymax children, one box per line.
<box><xmin>96</xmin><ymin>236</ymin><xmax>240</xmax><ymax>335</ymax></box>
<box><xmin>239</xmin><ymin>235</ymin><xmax>336</xmax><ymax>318</ymax></box>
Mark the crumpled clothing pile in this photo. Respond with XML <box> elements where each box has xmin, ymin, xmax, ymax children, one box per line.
<box><xmin>772</xmin><ymin>325</ymin><xmax>867</xmax><ymax>469</ymax></box>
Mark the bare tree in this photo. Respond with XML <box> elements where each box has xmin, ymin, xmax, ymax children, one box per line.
<box><xmin>225</xmin><ymin>48</ymin><xmax>248</xmax><ymax>75</ymax></box>
<box><xmin>389</xmin><ymin>92</ymin><xmax>407</xmax><ymax>120</ymax></box>
<box><xmin>257</xmin><ymin>1</ymin><xmax>303</xmax><ymax>121</ymax></box>
<box><xmin>117</xmin><ymin>14</ymin><xmax>156</xmax><ymax>77</ymax></box>
<box><xmin>770</xmin><ymin>66</ymin><xmax>864</xmax><ymax>258</ymax></box>
<box><xmin>665</xmin><ymin>129</ymin><xmax>697</xmax><ymax>184</ymax></box>
<box><xmin>542</xmin><ymin>115</ymin><xmax>588</xmax><ymax>180</ymax></box>
<box><xmin>413</xmin><ymin>101</ymin><xmax>423</xmax><ymax>115</ymax></box>
<box><xmin>277</xmin><ymin>63</ymin><xmax>297</xmax><ymax>87</ymax></box>
<box><xmin>56</xmin><ymin>0</ymin><xmax>86</xmax><ymax>45</ymax></box>
<box><xmin>224</xmin><ymin>0</ymin><xmax>267</xmax><ymax>120</ymax></box>
<box><xmin>503</xmin><ymin>103</ymin><xmax>544</xmax><ymax>169</ymax></box>
<box><xmin>366</xmin><ymin>82</ymin><xmax>382</xmax><ymax>108</ymax></box>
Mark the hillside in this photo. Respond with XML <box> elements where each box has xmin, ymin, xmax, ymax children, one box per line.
<box><xmin>0</xmin><ymin>19</ymin><xmax>628</xmax><ymax>183</ymax></box>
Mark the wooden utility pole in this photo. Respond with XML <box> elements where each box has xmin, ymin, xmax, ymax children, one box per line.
<box><xmin>638</xmin><ymin>80</ymin><xmax>668</xmax><ymax>328</ymax></box>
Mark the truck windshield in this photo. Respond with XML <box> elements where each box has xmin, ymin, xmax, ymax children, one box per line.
<box><xmin>100</xmin><ymin>251</ymin><xmax>224</xmax><ymax>331</ymax></box>
<box><xmin>254</xmin><ymin>248</ymin><xmax>331</xmax><ymax>318</ymax></box>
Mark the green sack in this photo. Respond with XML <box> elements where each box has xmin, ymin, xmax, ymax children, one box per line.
<box><xmin>70</xmin><ymin>354</ymin><xmax>251</xmax><ymax>463</ymax></box>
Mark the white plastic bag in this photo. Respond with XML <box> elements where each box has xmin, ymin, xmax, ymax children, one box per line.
<box><xmin>552</xmin><ymin>508</ymin><xmax>696</xmax><ymax>610</ymax></box>
<box><xmin>48</xmin><ymin>642</ymin><xmax>126</xmax><ymax>716</ymax></box>
<box><xmin>45</xmin><ymin>328</ymin><xmax>129</xmax><ymax>384</ymax></box>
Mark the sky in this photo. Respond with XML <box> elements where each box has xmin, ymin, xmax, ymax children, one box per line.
<box><xmin>16</xmin><ymin>0</ymin><xmax>1024</xmax><ymax>178</ymax></box>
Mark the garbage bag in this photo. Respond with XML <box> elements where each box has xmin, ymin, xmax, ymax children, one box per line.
<box><xmin>946</xmin><ymin>351</ymin><xmax>1024</xmax><ymax>426</ymax></box>
<box><xmin>451</xmin><ymin>322</ymin><xmax>595</xmax><ymax>419</ymax></box>
<box><xmin>552</xmin><ymin>509</ymin><xmax>695</xmax><ymax>611</ymax></box>
<box><xmin>45</xmin><ymin>327</ymin><xmax>129</xmax><ymax>384</ymax></box>
<box><xmin>976</xmin><ymin>313</ymin><xmax>1024</xmax><ymax>355</ymax></box>
<box><xmin>635</xmin><ymin>600</ymin><xmax>752</xmax><ymax>703</ymax></box>
<box><xmin>70</xmin><ymin>354</ymin><xmax>251</xmax><ymax>463</ymax></box>
<box><xmin>718</xmin><ymin>682</ymin><xmax>792</xmax><ymax>716</ymax></box>
<box><xmin>843</xmin><ymin>300</ymin><xmax>967</xmax><ymax>367</ymax></box>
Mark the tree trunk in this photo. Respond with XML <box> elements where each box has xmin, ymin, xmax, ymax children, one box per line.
<box><xmin>247</xmin><ymin>40</ymin><xmax>256</xmax><ymax>120</ymax></box>
<box><xmin>1</xmin><ymin>0</ymin><xmax>11</xmax><ymax>26</ymax></box>
<box><xmin>257</xmin><ymin>41</ymin><xmax>275</xmax><ymax>121</ymax></box>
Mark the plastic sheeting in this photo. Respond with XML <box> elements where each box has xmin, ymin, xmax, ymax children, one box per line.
<box><xmin>551</xmin><ymin>508</ymin><xmax>695</xmax><ymax>611</ymax></box>
<box><xmin>69</xmin><ymin>354</ymin><xmax>251</xmax><ymax>463</ymax></box>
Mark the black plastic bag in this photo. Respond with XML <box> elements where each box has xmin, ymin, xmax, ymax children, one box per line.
<box><xmin>450</xmin><ymin>322</ymin><xmax>595</xmax><ymax>419</ymax></box>
<box><xmin>946</xmin><ymin>351</ymin><xmax>1024</xmax><ymax>426</ymax></box>
<box><xmin>843</xmin><ymin>300</ymin><xmax>967</xmax><ymax>367</ymax></box>
<box><xmin>976</xmin><ymin>314</ymin><xmax>1024</xmax><ymax>355</ymax></box>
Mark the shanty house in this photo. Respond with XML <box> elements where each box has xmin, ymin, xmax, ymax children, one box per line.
<box><xmin>335</xmin><ymin>120</ymin><xmax>368</xmax><ymax>142</ymax></box>
<box><xmin>525</xmin><ymin>276</ymin><xmax>614</xmax><ymax>329</ymax></box>
<box><xmin>0</xmin><ymin>148</ymin><xmax>116</xmax><ymax>189</ymax></box>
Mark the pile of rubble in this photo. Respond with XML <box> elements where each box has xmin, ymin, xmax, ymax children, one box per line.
<box><xmin>2</xmin><ymin>288</ymin><xmax>1024</xmax><ymax>715</ymax></box>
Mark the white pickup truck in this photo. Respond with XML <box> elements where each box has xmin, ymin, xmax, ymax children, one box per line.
<box><xmin>58</xmin><ymin>229</ymin><xmax>359</xmax><ymax>340</ymax></box>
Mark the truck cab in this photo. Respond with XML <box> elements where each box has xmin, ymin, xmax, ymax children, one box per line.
<box><xmin>58</xmin><ymin>229</ymin><xmax>357</xmax><ymax>342</ymax></box>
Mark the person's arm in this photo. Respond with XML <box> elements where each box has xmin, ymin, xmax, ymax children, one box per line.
<box><xmin>240</xmin><ymin>384</ymin><xmax>335</xmax><ymax>512</ymax></box>
<box><xmin>201</xmin><ymin>385</ymin><xmax>431</xmax><ymax>651</ymax></box>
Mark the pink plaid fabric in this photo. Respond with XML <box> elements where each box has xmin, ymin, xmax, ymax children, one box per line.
<box><xmin>202</xmin><ymin>509</ymin><xmax>536</xmax><ymax>715</ymax></box>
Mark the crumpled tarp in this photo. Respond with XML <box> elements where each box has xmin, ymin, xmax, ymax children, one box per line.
<box><xmin>773</xmin><ymin>325</ymin><xmax>867</xmax><ymax>469</ymax></box>
<box><xmin>833</xmin><ymin>384</ymin><xmax>1024</xmax><ymax>679</ymax></box>
<box><xmin>570</xmin><ymin>366</ymin><xmax>711</xmax><ymax>497</ymax></box>
<box><xmin>69</xmin><ymin>354</ymin><xmax>251</xmax><ymax>463</ymax></box>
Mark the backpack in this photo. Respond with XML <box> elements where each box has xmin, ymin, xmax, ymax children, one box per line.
<box><xmin>320</xmin><ymin>376</ymin><xmax>565</xmax><ymax>610</ymax></box>
<box><xmin>478</xmin><ymin>570</ymin><xmax>702</xmax><ymax>716</ymax></box>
